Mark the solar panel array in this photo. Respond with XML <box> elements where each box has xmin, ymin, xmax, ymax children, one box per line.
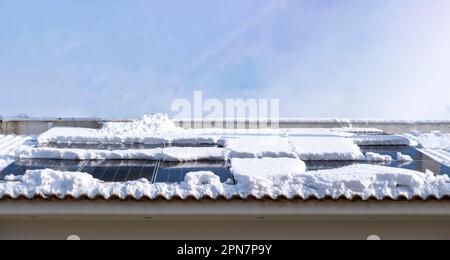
<box><xmin>156</xmin><ymin>161</ymin><xmax>232</xmax><ymax>183</ymax></box>
<box><xmin>305</xmin><ymin>145</ymin><xmax>450</xmax><ymax>176</ymax></box>
<box><xmin>1</xmin><ymin>141</ymin><xmax>232</xmax><ymax>183</ymax></box>
<box><xmin>2</xmin><ymin>141</ymin><xmax>449</xmax><ymax>183</ymax></box>
<box><xmin>0</xmin><ymin>159</ymin><xmax>233</xmax><ymax>183</ymax></box>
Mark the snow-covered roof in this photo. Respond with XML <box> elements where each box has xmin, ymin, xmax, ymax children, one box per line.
<box><xmin>1</xmin><ymin>115</ymin><xmax>450</xmax><ymax>201</ymax></box>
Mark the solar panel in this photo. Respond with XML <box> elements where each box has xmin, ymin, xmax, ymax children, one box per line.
<box><xmin>154</xmin><ymin>160</ymin><xmax>233</xmax><ymax>183</ymax></box>
<box><xmin>0</xmin><ymin>159</ymin><xmax>85</xmax><ymax>179</ymax></box>
<box><xmin>414</xmin><ymin>153</ymin><xmax>450</xmax><ymax>176</ymax></box>
<box><xmin>440</xmin><ymin>164</ymin><xmax>450</xmax><ymax>177</ymax></box>
<box><xmin>305</xmin><ymin>146</ymin><xmax>450</xmax><ymax>176</ymax></box>
<box><xmin>79</xmin><ymin>160</ymin><xmax>158</xmax><ymax>182</ymax></box>
<box><xmin>2</xmin><ymin>145</ymin><xmax>447</xmax><ymax>183</ymax></box>
<box><xmin>305</xmin><ymin>161</ymin><xmax>360</xmax><ymax>171</ymax></box>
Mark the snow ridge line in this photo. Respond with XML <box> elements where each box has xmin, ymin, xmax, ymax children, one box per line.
<box><xmin>419</xmin><ymin>149</ymin><xmax>450</xmax><ymax>167</ymax></box>
<box><xmin>0</xmin><ymin>136</ymin><xmax>29</xmax><ymax>152</ymax></box>
<box><xmin>0</xmin><ymin>136</ymin><xmax>17</xmax><ymax>150</ymax></box>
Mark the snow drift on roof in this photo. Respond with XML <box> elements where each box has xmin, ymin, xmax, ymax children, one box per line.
<box><xmin>366</xmin><ymin>152</ymin><xmax>393</xmax><ymax>163</ymax></box>
<box><xmin>17</xmin><ymin>147</ymin><xmax>228</xmax><ymax>161</ymax></box>
<box><xmin>38</xmin><ymin>127</ymin><xmax>172</xmax><ymax>144</ymax></box>
<box><xmin>37</xmin><ymin>114</ymin><xmax>215</xmax><ymax>145</ymax></box>
<box><xmin>350</xmin><ymin>135</ymin><xmax>413</xmax><ymax>146</ymax></box>
<box><xmin>405</xmin><ymin>131</ymin><xmax>450</xmax><ymax>167</ymax></box>
<box><xmin>332</xmin><ymin>127</ymin><xmax>384</xmax><ymax>134</ymax></box>
<box><xmin>397</xmin><ymin>152</ymin><xmax>413</xmax><ymax>162</ymax></box>
<box><xmin>288</xmin><ymin>136</ymin><xmax>366</xmax><ymax>161</ymax></box>
<box><xmin>223</xmin><ymin>136</ymin><xmax>297</xmax><ymax>159</ymax></box>
<box><xmin>101</xmin><ymin>114</ymin><xmax>181</xmax><ymax>135</ymax></box>
<box><xmin>0</xmin><ymin>135</ymin><xmax>31</xmax><ymax>171</ymax></box>
<box><xmin>1</xmin><ymin>163</ymin><xmax>449</xmax><ymax>200</ymax></box>
<box><xmin>231</xmin><ymin>158</ymin><xmax>307</xmax><ymax>178</ymax></box>
<box><xmin>409</xmin><ymin>131</ymin><xmax>450</xmax><ymax>150</ymax></box>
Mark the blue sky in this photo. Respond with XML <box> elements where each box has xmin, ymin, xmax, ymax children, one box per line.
<box><xmin>1</xmin><ymin>0</ymin><xmax>450</xmax><ymax>119</ymax></box>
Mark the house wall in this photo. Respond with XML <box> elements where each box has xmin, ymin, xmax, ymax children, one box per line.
<box><xmin>1</xmin><ymin>200</ymin><xmax>449</xmax><ymax>240</ymax></box>
<box><xmin>0</xmin><ymin>120</ymin><xmax>102</xmax><ymax>135</ymax></box>
<box><xmin>1</xmin><ymin>217</ymin><xmax>450</xmax><ymax>240</ymax></box>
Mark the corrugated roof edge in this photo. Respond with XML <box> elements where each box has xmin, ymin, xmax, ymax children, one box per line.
<box><xmin>1</xmin><ymin>194</ymin><xmax>450</xmax><ymax>201</ymax></box>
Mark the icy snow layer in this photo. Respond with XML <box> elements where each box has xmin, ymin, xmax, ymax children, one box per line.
<box><xmin>407</xmin><ymin>131</ymin><xmax>450</xmax><ymax>150</ymax></box>
<box><xmin>223</xmin><ymin>136</ymin><xmax>297</xmax><ymax>159</ymax></box>
<box><xmin>405</xmin><ymin>131</ymin><xmax>450</xmax><ymax>166</ymax></box>
<box><xmin>34</xmin><ymin>115</ymin><xmax>386</xmax><ymax>161</ymax></box>
<box><xmin>397</xmin><ymin>152</ymin><xmax>413</xmax><ymax>162</ymax></box>
<box><xmin>231</xmin><ymin>158</ymin><xmax>307</xmax><ymax>178</ymax></box>
<box><xmin>17</xmin><ymin>147</ymin><xmax>228</xmax><ymax>161</ymax></box>
<box><xmin>1</xmin><ymin>162</ymin><xmax>449</xmax><ymax>200</ymax></box>
<box><xmin>101</xmin><ymin>114</ymin><xmax>181</xmax><ymax>135</ymax></box>
<box><xmin>38</xmin><ymin>127</ymin><xmax>219</xmax><ymax>145</ymax></box>
<box><xmin>189</xmin><ymin>127</ymin><xmax>364</xmax><ymax>137</ymax></box>
<box><xmin>0</xmin><ymin>135</ymin><xmax>31</xmax><ymax>171</ymax></box>
<box><xmin>350</xmin><ymin>135</ymin><xmax>413</xmax><ymax>146</ymax></box>
<box><xmin>366</xmin><ymin>152</ymin><xmax>393</xmax><ymax>163</ymax></box>
<box><xmin>331</xmin><ymin>127</ymin><xmax>384</xmax><ymax>134</ymax></box>
<box><xmin>288</xmin><ymin>136</ymin><xmax>366</xmax><ymax>161</ymax></box>
<box><xmin>38</xmin><ymin>115</ymin><xmax>218</xmax><ymax>145</ymax></box>
<box><xmin>39</xmin><ymin>123</ymin><xmax>375</xmax><ymax>145</ymax></box>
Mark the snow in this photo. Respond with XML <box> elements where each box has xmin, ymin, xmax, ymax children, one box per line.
<box><xmin>18</xmin><ymin>147</ymin><xmax>162</xmax><ymax>160</ymax></box>
<box><xmin>33</xmin><ymin>115</ymin><xmax>388</xmax><ymax>162</ymax></box>
<box><xmin>190</xmin><ymin>128</ymin><xmax>354</xmax><ymax>137</ymax></box>
<box><xmin>0</xmin><ymin>135</ymin><xmax>31</xmax><ymax>171</ymax></box>
<box><xmin>230</xmin><ymin>158</ymin><xmax>307</xmax><ymax>178</ymax></box>
<box><xmin>397</xmin><ymin>152</ymin><xmax>413</xmax><ymax>162</ymax></box>
<box><xmin>38</xmin><ymin>115</ymin><xmax>218</xmax><ymax>145</ymax></box>
<box><xmin>407</xmin><ymin>131</ymin><xmax>450</xmax><ymax>150</ymax></box>
<box><xmin>366</xmin><ymin>152</ymin><xmax>393</xmax><ymax>163</ymax></box>
<box><xmin>184</xmin><ymin>171</ymin><xmax>225</xmax><ymax>186</ymax></box>
<box><xmin>288</xmin><ymin>136</ymin><xmax>366</xmax><ymax>161</ymax></box>
<box><xmin>223</xmin><ymin>136</ymin><xmax>297</xmax><ymax>159</ymax></box>
<box><xmin>332</xmin><ymin>127</ymin><xmax>384</xmax><ymax>134</ymax></box>
<box><xmin>418</xmin><ymin>149</ymin><xmax>450</xmax><ymax>167</ymax></box>
<box><xmin>350</xmin><ymin>135</ymin><xmax>413</xmax><ymax>146</ymax></box>
<box><xmin>18</xmin><ymin>147</ymin><xmax>228</xmax><ymax>161</ymax></box>
<box><xmin>1</xmin><ymin>163</ymin><xmax>449</xmax><ymax>200</ymax></box>
<box><xmin>0</xmin><ymin>169</ymin><xmax>229</xmax><ymax>200</ymax></box>
<box><xmin>101</xmin><ymin>114</ymin><xmax>181</xmax><ymax>135</ymax></box>
<box><xmin>161</xmin><ymin>147</ymin><xmax>228</xmax><ymax>161</ymax></box>
<box><xmin>38</xmin><ymin>127</ymin><xmax>171</xmax><ymax>145</ymax></box>
<box><xmin>405</xmin><ymin>131</ymin><xmax>450</xmax><ymax>166</ymax></box>
<box><xmin>41</xmin><ymin>117</ymin><xmax>392</xmax><ymax>146</ymax></box>
<box><xmin>296</xmin><ymin>164</ymin><xmax>450</xmax><ymax>199</ymax></box>
<box><xmin>282</xmin><ymin>129</ymin><xmax>355</xmax><ymax>137</ymax></box>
